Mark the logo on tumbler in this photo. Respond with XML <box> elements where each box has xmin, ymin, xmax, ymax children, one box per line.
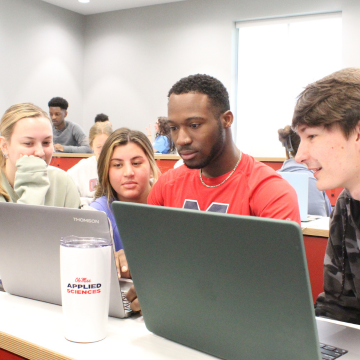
<box><xmin>67</xmin><ymin>277</ymin><xmax>102</xmax><ymax>294</ymax></box>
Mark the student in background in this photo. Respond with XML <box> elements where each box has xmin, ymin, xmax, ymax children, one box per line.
<box><xmin>67</xmin><ymin>122</ymin><xmax>113</xmax><ymax>206</ymax></box>
<box><xmin>0</xmin><ymin>103</ymin><xmax>80</xmax><ymax>207</ymax></box>
<box><xmin>90</xmin><ymin>128</ymin><xmax>159</xmax><ymax>277</ymax></box>
<box><xmin>94</xmin><ymin>113</ymin><xmax>112</xmax><ymax>126</ymax></box>
<box><xmin>48</xmin><ymin>97</ymin><xmax>92</xmax><ymax>153</ymax></box>
<box><xmin>293</xmin><ymin>67</ymin><xmax>360</xmax><ymax>325</ymax></box>
<box><xmin>277</xmin><ymin>125</ymin><xmax>332</xmax><ymax>217</ymax></box>
<box><xmin>147</xmin><ymin>117</ymin><xmax>175</xmax><ymax>154</ymax></box>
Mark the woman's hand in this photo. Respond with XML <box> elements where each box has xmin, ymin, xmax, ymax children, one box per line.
<box><xmin>126</xmin><ymin>285</ymin><xmax>142</xmax><ymax>314</ymax></box>
<box><xmin>115</xmin><ymin>249</ymin><xmax>131</xmax><ymax>279</ymax></box>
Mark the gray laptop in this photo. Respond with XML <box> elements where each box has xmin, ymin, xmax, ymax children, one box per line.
<box><xmin>112</xmin><ymin>202</ymin><xmax>360</xmax><ymax>360</ymax></box>
<box><xmin>0</xmin><ymin>202</ymin><xmax>132</xmax><ymax>319</ymax></box>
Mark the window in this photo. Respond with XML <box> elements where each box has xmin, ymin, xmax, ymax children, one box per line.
<box><xmin>235</xmin><ymin>13</ymin><xmax>342</xmax><ymax>157</ymax></box>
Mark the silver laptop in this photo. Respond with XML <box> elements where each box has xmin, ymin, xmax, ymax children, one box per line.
<box><xmin>0</xmin><ymin>202</ymin><xmax>132</xmax><ymax>318</ymax></box>
<box><xmin>112</xmin><ymin>202</ymin><xmax>360</xmax><ymax>360</ymax></box>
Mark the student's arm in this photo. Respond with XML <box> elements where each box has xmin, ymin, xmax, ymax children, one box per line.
<box><xmin>62</xmin><ymin>124</ymin><xmax>92</xmax><ymax>153</ymax></box>
<box><xmin>14</xmin><ymin>156</ymin><xmax>50</xmax><ymax>205</ymax></box>
<box><xmin>90</xmin><ymin>199</ymin><xmax>130</xmax><ymax>278</ymax></box>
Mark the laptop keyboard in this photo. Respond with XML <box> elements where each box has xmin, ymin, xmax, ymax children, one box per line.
<box><xmin>320</xmin><ymin>343</ymin><xmax>348</xmax><ymax>359</ymax></box>
<box><xmin>121</xmin><ymin>291</ymin><xmax>132</xmax><ymax>313</ymax></box>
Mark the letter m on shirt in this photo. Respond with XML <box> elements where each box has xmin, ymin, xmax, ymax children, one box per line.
<box><xmin>183</xmin><ymin>200</ymin><xmax>229</xmax><ymax>213</ymax></box>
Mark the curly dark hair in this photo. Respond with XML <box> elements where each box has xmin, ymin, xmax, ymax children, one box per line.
<box><xmin>48</xmin><ymin>97</ymin><xmax>68</xmax><ymax>110</ymax></box>
<box><xmin>168</xmin><ymin>74</ymin><xmax>230</xmax><ymax>118</ymax></box>
<box><xmin>156</xmin><ymin>117</ymin><xmax>175</xmax><ymax>152</ymax></box>
<box><xmin>94</xmin><ymin>113</ymin><xmax>109</xmax><ymax>123</ymax></box>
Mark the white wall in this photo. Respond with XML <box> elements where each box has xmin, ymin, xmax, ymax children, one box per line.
<box><xmin>82</xmin><ymin>0</ymin><xmax>360</xmax><ymax>137</ymax></box>
<box><xmin>2</xmin><ymin>0</ymin><xmax>360</xmax><ymax>143</ymax></box>
<box><xmin>0</xmin><ymin>0</ymin><xmax>85</xmax><ymax>128</ymax></box>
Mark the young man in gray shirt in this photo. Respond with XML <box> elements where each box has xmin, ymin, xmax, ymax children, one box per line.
<box><xmin>48</xmin><ymin>97</ymin><xmax>92</xmax><ymax>153</ymax></box>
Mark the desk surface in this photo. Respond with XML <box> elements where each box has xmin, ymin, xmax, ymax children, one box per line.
<box><xmin>0</xmin><ymin>292</ymin><xmax>215</xmax><ymax>360</ymax></box>
<box><xmin>301</xmin><ymin>217</ymin><xmax>329</xmax><ymax>238</ymax></box>
<box><xmin>2</xmin><ymin>292</ymin><xmax>360</xmax><ymax>360</ymax></box>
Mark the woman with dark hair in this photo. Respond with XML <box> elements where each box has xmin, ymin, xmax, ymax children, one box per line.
<box><xmin>147</xmin><ymin>117</ymin><xmax>175</xmax><ymax>154</ymax></box>
<box><xmin>277</xmin><ymin>125</ymin><xmax>332</xmax><ymax>216</ymax></box>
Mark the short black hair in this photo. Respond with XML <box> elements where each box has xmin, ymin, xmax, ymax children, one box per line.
<box><xmin>95</xmin><ymin>113</ymin><xmax>109</xmax><ymax>123</ymax></box>
<box><xmin>168</xmin><ymin>74</ymin><xmax>230</xmax><ymax>117</ymax></box>
<box><xmin>48</xmin><ymin>97</ymin><xmax>68</xmax><ymax>110</ymax></box>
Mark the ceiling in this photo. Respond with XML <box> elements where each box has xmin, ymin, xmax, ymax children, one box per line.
<box><xmin>41</xmin><ymin>0</ymin><xmax>187</xmax><ymax>15</ymax></box>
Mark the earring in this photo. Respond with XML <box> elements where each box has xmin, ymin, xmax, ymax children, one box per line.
<box><xmin>2</xmin><ymin>152</ymin><xmax>8</xmax><ymax>159</ymax></box>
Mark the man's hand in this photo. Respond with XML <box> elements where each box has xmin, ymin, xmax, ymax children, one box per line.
<box><xmin>115</xmin><ymin>249</ymin><xmax>131</xmax><ymax>279</ymax></box>
<box><xmin>126</xmin><ymin>285</ymin><xmax>142</xmax><ymax>314</ymax></box>
<box><xmin>54</xmin><ymin>144</ymin><xmax>64</xmax><ymax>152</ymax></box>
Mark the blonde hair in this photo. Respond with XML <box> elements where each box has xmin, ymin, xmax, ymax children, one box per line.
<box><xmin>89</xmin><ymin>122</ymin><xmax>113</xmax><ymax>148</ymax></box>
<box><xmin>94</xmin><ymin>128</ymin><xmax>160</xmax><ymax>205</ymax></box>
<box><xmin>0</xmin><ymin>103</ymin><xmax>50</xmax><ymax>201</ymax></box>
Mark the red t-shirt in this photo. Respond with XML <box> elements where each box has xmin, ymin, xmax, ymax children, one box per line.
<box><xmin>148</xmin><ymin>153</ymin><xmax>301</xmax><ymax>225</ymax></box>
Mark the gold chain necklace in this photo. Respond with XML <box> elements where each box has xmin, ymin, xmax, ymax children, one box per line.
<box><xmin>199</xmin><ymin>151</ymin><xmax>242</xmax><ymax>188</ymax></box>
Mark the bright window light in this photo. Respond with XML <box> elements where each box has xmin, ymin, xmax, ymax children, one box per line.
<box><xmin>78</xmin><ymin>0</ymin><xmax>90</xmax><ymax>3</ymax></box>
<box><xmin>235</xmin><ymin>13</ymin><xmax>342</xmax><ymax>157</ymax></box>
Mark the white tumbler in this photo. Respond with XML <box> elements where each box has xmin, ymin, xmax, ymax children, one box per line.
<box><xmin>60</xmin><ymin>236</ymin><xmax>112</xmax><ymax>343</ymax></box>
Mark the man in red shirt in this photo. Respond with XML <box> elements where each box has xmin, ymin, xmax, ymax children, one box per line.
<box><xmin>127</xmin><ymin>74</ymin><xmax>300</xmax><ymax>311</ymax></box>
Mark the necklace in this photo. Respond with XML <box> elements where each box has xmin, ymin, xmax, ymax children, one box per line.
<box><xmin>199</xmin><ymin>151</ymin><xmax>242</xmax><ymax>188</ymax></box>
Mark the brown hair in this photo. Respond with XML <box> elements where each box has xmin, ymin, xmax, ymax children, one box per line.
<box><xmin>0</xmin><ymin>103</ymin><xmax>50</xmax><ymax>201</ymax></box>
<box><xmin>155</xmin><ymin>117</ymin><xmax>175</xmax><ymax>152</ymax></box>
<box><xmin>278</xmin><ymin>125</ymin><xmax>300</xmax><ymax>159</ymax></box>
<box><xmin>292</xmin><ymin>68</ymin><xmax>360</xmax><ymax>138</ymax></box>
<box><xmin>88</xmin><ymin>122</ymin><xmax>113</xmax><ymax>148</ymax></box>
<box><xmin>94</xmin><ymin>128</ymin><xmax>160</xmax><ymax>205</ymax></box>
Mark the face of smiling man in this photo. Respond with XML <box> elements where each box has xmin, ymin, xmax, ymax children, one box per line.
<box><xmin>295</xmin><ymin>122</ymin><xmax>360</xmax><ymax>199</ymax></box>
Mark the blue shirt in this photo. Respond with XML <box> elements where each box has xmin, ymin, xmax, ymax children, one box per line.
<box><xmin>277</xmin><ymin>158</ymin><xmax>332</xmax><ymax>217</ymax></box>
<box><xmin>153</xmin><ymin>135</ymin><xmax>170</xmax><ymax>154</ymax></box>
<box><xmin>90</xmin><ymin>196</ymin><xmax>123</xmax><ymax>251</ymax></box>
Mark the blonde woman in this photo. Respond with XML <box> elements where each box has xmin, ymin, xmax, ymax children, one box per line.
<box><xmin>90</xmin><ymin>128</ymin><xmax>159</xmax><ymax>277</ymax></box>
<box><xmin>67</xmin><ymin>122</ymin><xmax>113</xmax><ymax>206</ymax></box>
<box><xmin>0</xmin><ymin>103</ymin><xmax>80</xmax><ymax>207</ymax></box>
